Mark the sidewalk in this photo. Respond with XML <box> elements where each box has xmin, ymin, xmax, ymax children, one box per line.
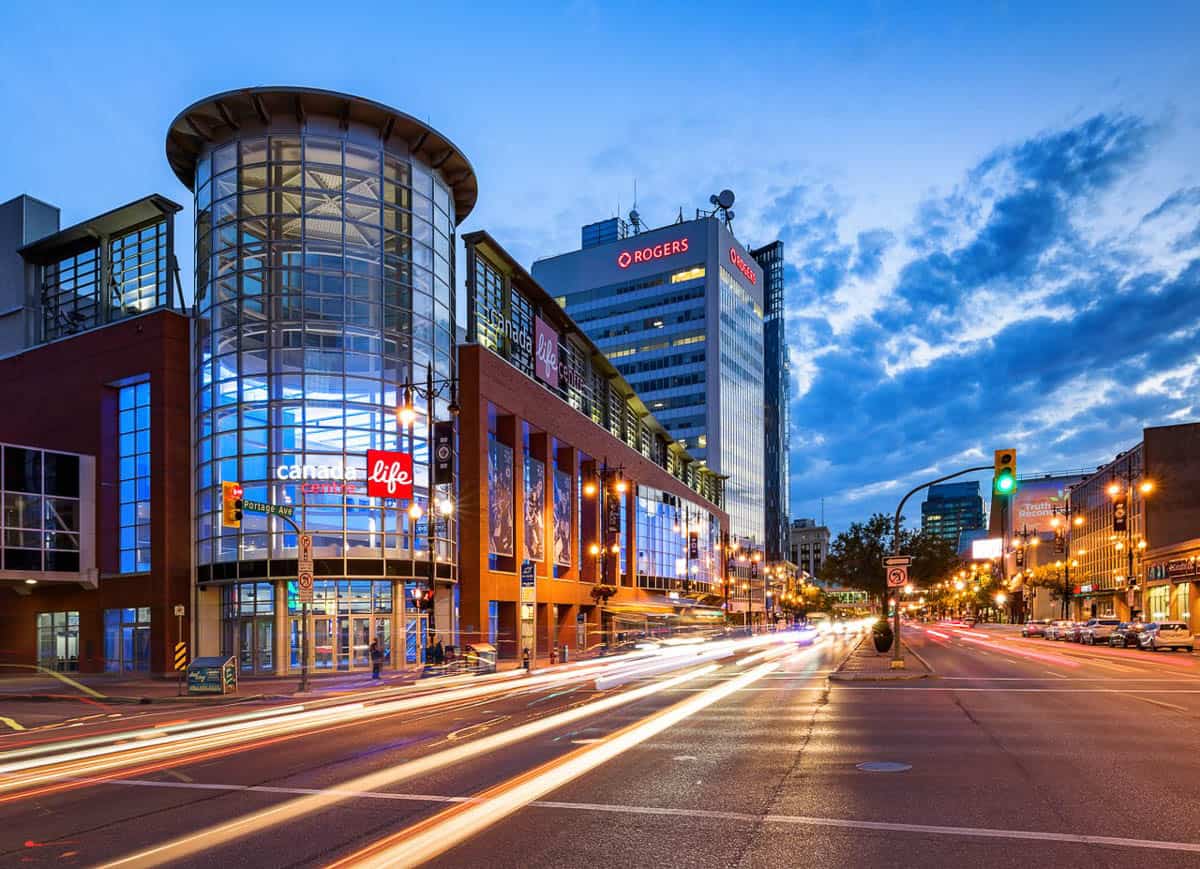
<box><xmin>830</xmin><ymin>633</ymin><xmax>933</xmax><ymax>681</ymax></box>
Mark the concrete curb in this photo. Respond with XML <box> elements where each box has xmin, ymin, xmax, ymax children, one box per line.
<box><xmin>0</xmin><ymin>692</ymin><xmax>266</xmax><ymax>705</ymax></box>
<box><xmin>828</xmin><ymin>634</ymin><xmax>934</xmax><ymax>682</ymax></box>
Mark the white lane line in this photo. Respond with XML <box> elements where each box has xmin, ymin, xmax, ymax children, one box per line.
<box><xmin>523</xmin><ymin>801</ymin><xmax>1200</xmax><ymax>854</ymax></box>
<box><xmin>1045</xmin><ymin>671</ymin><xmax>1069</xmax><ymax>679</ymax></box>
<box><xmin>1123</xmin><ymin>694</ymin><xmax>1189</xmax><ymax>713</ymax></box>
<box><xmin>97</xmin><ymin>779</ymin><xmax>1200</xmax><ymax>855</ymax></box>
<box><xmin>834</xmin><ymin>687</ymin><xmax>1200</xmax><ymax>693</ymax></box>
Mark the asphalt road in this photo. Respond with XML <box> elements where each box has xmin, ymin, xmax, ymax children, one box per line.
<box><xmin>4</xmin><ymin>628</ymin><xmax>1200</xmax><ymax>868</ymax></box>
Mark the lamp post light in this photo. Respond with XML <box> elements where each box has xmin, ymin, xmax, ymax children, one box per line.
<box><xmin>1049</xmin><ymin>495</ymin><xmax>1085</xmax><ymax>620</ymax></box>
<box><xmin>397</xmin><ymin>363</ymin><xmax>459</xmax><ymax>638</ymax></box>
<box><xmin>582</xmin><ymin>459</ymin><xmax>628</xmax><ymax>647</ymax></box>
<box><xmin>1107</xmin><ymin>469</ymin><xmax>1153</xmax><ymax>618</ymax></box>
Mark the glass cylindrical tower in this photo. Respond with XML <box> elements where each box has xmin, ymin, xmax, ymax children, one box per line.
<box><xmin>167</xmin><ymin>88</ymin><xmax>476</xmax><ymax>674</ymax></box>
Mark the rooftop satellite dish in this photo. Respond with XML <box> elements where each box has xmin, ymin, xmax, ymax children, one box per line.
<box><xmin>717</xmin><ymin>189</ymin><xmax>735</xmax><ymax>210</ymax></box>
<box><xmin>629</xmin><ymin>209</ymin><xmax>640</xmax><ymax>224</ymax></box>
<box><xmin>726</xmin><ymin>210</ymin><xmax>735</xmax><ymax>221</ymax></box>
<box><xmin>709</xmin><ymin>194</ymin><xmax>719</xmax><ymax>206</ymax></box>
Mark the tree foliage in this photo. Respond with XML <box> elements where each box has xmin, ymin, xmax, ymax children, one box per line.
<box><xmin>818</xmin><ymin>512</ymin><xmax>960</xmax><ymax>601</ymax></box>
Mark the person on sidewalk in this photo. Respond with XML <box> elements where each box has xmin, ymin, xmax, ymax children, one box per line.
<box><xmin>369</xmin><ymin>638</ymin><xmax>384</xmax><ymax>679</ymax></box>
<box><xmin>431</xmin><ymin>635</ymin><xmax>445</xmax><ymax>667</ymax></box>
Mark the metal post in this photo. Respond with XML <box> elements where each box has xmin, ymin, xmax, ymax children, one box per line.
<box><xmin>426</xmin><ymin>363</ymin><xmax>437</xmax><ymax>635</ymax></box>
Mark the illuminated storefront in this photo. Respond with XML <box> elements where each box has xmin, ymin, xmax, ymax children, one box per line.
<box><xmin>167</xmin><ymin>88</ymin><xmax>476</xmax><ymax>673</ymax></box>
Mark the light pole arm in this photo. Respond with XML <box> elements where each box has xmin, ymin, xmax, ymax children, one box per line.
<box><xmin>892</xmin><ymin>465</ymin><xmax>993</xmax><ymax>553</ymax></box>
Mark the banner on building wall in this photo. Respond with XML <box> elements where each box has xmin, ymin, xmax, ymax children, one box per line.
<box><xmin>534</xmin><ymin>316</ymin><xmax>560</xmax><ymax>389</ymax></box>
<box><xmin>524</xmin><ymin>458</ymin><xmax>546</xmax><ymax>563</ymax></box>
<box><xmin>1011</xmin><ymin>476</ymin><xmax>1085</xmax><ymax>532</ymax></box>
<box><xmin>433</xmin><ymin>421</ymin><xmax>455</xmax><ymax>485</ymax></box>
<box><xmin>553</xmin><ymin>468</ymin><xmax>572</xmax><ymax>567</ymax></box>
<box><xmin>488</xmin><ymin>440</ymin><xmax>514</xmax><ymax>557</ymax></box>
<box><xmin>366</xmin><ymin>450</ymin><xmax>413</xmax><ymax>500</ymax></box>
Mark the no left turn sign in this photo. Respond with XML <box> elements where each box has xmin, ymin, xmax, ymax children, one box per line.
<box><xmin>887</xmin><ymin>565</ymin><xmax>908</xmax><ymax>588</ymax></box>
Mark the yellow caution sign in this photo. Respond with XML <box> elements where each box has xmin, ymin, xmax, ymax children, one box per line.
<box><xmin>174</xmin><ymin>642</ymin><xmax>188</xmax><ymax>672</ymax></box>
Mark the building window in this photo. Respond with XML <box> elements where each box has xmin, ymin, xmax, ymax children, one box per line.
<box><xmin>2</xmin><ymin>445</ymin><xmax>81</xmax><ymax>573</ymax></box>
<box><xmin>118</xmin><ymin>381</ymin><xmax>151</xmax><ymax>573</ymax></box>
<box><xmin>488</xmin><ymin>600</ymin><xmax>499</xmax><ymax>645</ymax></box>
<box><xmin>104</xmin><ymin>607</ymin><xmax>152</xmax><ymax>672</ymax></box>
<box><xmin>36</xmin><ymin>611</ymin><xmax>79</xmax><ymax>671</ymax></box>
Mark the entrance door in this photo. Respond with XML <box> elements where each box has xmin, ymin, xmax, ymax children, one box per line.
<box><xmin>375</xmin><ymin>617</ymin><xmax>392</xmax><ymax>668</ymax></box>
<box><xmin>237</xmin><ymin>618</ymin><xmax>274</xmax><ymax>674</ymax></box>
<box><xmin>405</xmin><ymin>613</ymin><xmax>427</xmax><ymax>664</ymax></box>
<box><xmin>351</xmin><ymin>617</ymin><xmax>371</xmax><ymax>669</ymax></box>
<box><xmin>313</xmin><ymin>617</ymin><xmax>335</xmax><ymax>670</ymax></box>
<box><xmin>336</xmin><ymin>617</ymin><xmax>351</xmax><ymax>671</ymax></box>
<box><xmin>239</xmin><ymin>621</ymin><xmax>255</xmax><ymax>673</ymax></box>
<box><xmin>257</xmin><ymin>619</ymin><xmax>274</xmax><ymax>673</ymax></box>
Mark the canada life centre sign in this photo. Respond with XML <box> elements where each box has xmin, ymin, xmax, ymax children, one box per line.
<box><xmin>275</xmin><ymin>451</ymin><xmax>413</xmax><ymax>499</ymax></box>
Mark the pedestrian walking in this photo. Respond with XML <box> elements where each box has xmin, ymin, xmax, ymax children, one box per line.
<box><xmin>370</xmin><ymin>638</ymin><xmax>384</xmax><ymax>679</ymax></box>
<box><xmin>431</xmin><ymin>635</ymin><xmax>445</xmax><ymax>666</ymax></box>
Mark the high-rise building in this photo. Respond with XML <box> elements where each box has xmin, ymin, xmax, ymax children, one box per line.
<box><xmin>788</xmin><ymin>518</ymin><xmax>830</xmax><ymax>581</ymax></box>
<box><xmin>533</xmin><ymin>213</ymin><xmax>784</xmax><ymax>551</ymax></box>
<box><xmin>752</xmin><ymin>241</ymin><xmax>789</xmax><ymax>560</ymax></box>
<box><xmin>921</xmin><ymin>482</ymin><xmax>984</xmax><ymax>546</ymax></box>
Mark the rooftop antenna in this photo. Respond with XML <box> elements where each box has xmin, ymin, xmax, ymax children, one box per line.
<box><xmin>628</xmin><ymin>179</ymin><xmax>643</xmax><ymax>235</ymax></box>
<box><xmin>706</xmin><ymin>188</ymin><xmax>736</xmax><ymax>230</ymax></box>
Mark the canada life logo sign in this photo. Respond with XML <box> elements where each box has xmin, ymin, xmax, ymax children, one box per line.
<box><xmin>366</xmin><ymin>450</ymin><xmax>414</xmax><ymax>499</ymax></box>
<box><xmin>616</xmin><ymin>237</ymin><xmax>689</xmax><ymax>269</ymax></box>
<box><xmin>534</xmin><ymin>316</ymin><xmax>559</xmax><ymax>388</ymax></box>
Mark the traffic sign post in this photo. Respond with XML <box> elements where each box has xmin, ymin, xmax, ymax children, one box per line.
<box><xmin>297</xmin><ymin>531</ymin><xmax>314</xmax><ymax>691</ymax></box>
<box><xmin>173</xmin><ymin>604</ymin><xmax>186</xmax><ymax>694</ymax></box>
<box><xmin>887</xmin><ymin>565</ymin><xmax>908</xmax><ymax>588</ymax></box>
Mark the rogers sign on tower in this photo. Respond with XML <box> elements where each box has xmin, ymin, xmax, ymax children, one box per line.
<box><xmin>729</xmin><ymin>247</ymin><xmax>757</xmax><ymax>285</ymax></box>
<box><xmin>616</xmin><ymin>237</ymin><xmax>689</xmax><ymax>269</ymax></box>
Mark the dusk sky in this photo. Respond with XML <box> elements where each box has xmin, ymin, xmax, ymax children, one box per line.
<box><xmin>2</xmin><ymin>1</ymin><xmax>1197</xmax><ymax>533</ymax></box>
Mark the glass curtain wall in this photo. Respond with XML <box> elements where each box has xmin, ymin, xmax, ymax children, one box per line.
<box><xmin>193</xmin><ymin>124</ymin><xmax>456</xmax><ymax>669</ymax></box>
<box><xmin>634</xmin><ymin>485</ymin><xmax>719</xmax><ymax>593</ymax></box>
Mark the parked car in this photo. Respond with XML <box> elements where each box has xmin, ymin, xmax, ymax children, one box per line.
<box><xmin>1043</xmin><ymin>620</ymin><xmax>1074</xmax><ymax>640</ymax></box>
<box><xmin>1137</xmin><ymin>622</ymin><xmax>1194</xmax><ymax>652</ymax></box>
<box><xmin>1079</xmin><ymin>618</ymin><xmax>1122</xmax><ymax>645</ymax></box>
<box><xmin>1065</xmin><ymin>623</ymin><xmax>1088</xmax><ymax>642</ymax></box>
<box><xmin>1109</xmin><ymin>622</ymin><xmax>1147</xmax><ymax>648</ymax></box>
<box><xmin>1021</xmin><ymin>619</ymin><xmax>1051</xmax><ymax>638</ymax></box>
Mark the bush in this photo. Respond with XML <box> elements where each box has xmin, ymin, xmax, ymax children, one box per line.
<box><xmin>872</xmin><ymin>618</ymin><xmax>894</xmax><ymax>653</ymax></box>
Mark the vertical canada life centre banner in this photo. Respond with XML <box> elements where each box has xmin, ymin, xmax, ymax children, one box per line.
<box><xmin>524</xmin><ymin>458</ymin><xmax>546</xmax><ymax>563</ymax></box>
<box><xmin>488</xmin><ymin>440</ymin><xmax>514</xmax><ymax>557</ymax></box>
<box><xmin>553</xmin><ymin>469</ymin><xmax>572</xmax><ymax>567</ymax></box>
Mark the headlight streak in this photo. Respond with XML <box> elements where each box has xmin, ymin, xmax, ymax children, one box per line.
<box><xmin>97</xmin><ymin>663</ymin><xmax>725</xmax><ymax>869</ymax></box>
<box><xmin>327</xmin><ymin>660</ymin><xmax>784</xmax><ymax>869</ymax></box>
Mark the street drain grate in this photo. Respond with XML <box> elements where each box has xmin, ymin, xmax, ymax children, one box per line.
<box><xmin>856</xmin><ymin>761</ymin><xmax>912</xmax><ymax>773</ymax></box>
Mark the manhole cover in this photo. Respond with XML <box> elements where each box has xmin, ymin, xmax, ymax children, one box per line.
<box><xmin>856</xmin><ymin>761</ymin><xmax>912</xmax><ymax>773</ymax></box>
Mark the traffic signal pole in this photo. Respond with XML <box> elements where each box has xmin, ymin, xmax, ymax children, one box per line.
<box><xmin>891</xmin><ymin>464</ymin><xmax>993</xmax><ymax>667</ymax></box>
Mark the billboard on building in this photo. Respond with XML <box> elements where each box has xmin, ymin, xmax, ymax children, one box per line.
<box><xmin>1011</xmin><ymin>476</ymin><xmax>1086</xmax><ymax>533</ymax></box>
<box><xmin>972</xmin><ymin>538</ymin><xmax>1003</xmax><ymax>560</ymax></box>
<box><xmin>488</xmin><ymin>440</ymin><xmax>513</xmax><ymax>557</ymax></box>
<box><xmin>553</xmin><ymin>469</ymin><xmax>572</xmax><ymax>567</ymax></box>
<box><xmin>534</xmin><ymin>316</ymin><xmax>559</xmax><ymax>388</ymax></box>
<box><xmin>524</xmin><ymin>457</ymin><xmax>546</xmax><ymax>562</ymax></box>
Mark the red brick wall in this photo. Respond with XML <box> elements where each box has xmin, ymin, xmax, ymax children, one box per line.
<box><xmin>457</xmin><ymin>343</ymin><xmax>728</xmax><ymax>657</ymax></box>
<box><xmin>0</xmin><ymin>310</ymin><xmax>192</xmax><ymax>674</ymax></box>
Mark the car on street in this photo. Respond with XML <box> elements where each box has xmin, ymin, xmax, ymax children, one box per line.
<box><xmin>1079</xmin><ymin>618</ymin><xmax>1122</xmax><ymax>645</ymax></box>
<box><xmin>1021</xmin><ymin>619</ymin><xmax>1051</xmax><ymax>638</ymax></box>
<box><xmin>1109</xmin><ymin>622</ymin><xmax>1147</xmax><ymax>648</ymax></box>
<box><xmin>1044</xmin><ymin>620</ymin><xmax>1074</xmax><ymax>640</ymax></box>
<box><xmin>1137</xmin><ymin>622</ymin><xmax>1194</xmax><ymax>652</ymax></box>
<box><xmin>1065</xmin><ymin>623</ymin><xmax>1087</xmax><ymax>642</ymax></box>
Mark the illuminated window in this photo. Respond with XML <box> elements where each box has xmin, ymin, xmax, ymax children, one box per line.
<box><xmin>672</xmin><ymin>334</ymin><xmax>705</xmax><ymax>347</ymax></box>
<box><xmin>118</xmin><ymin>381</ymin><xmax>151</xmax><ymax>573</ymax></box>
<box><xmin>670</xmin><ymin>266</ymin><xmax>706</xmax><ymax>284</ymax></box>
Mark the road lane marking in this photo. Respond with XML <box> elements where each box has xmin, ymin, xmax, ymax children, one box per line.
<box><xmin>0</xmin><ymin>716</ymin><xmax>26</xmax><ymax>731</ymax></box>
<box><xmin>94</xmin><ymin>778</ymin><xmax>1200</xmax><ymax>857</ymax></box>
<box><xmin>834</xmin><ymin>687</ymin><xmax>1200</xmax><ymax>693</ymax></box>
<box><xmin>1045</xmin><ymin>671</ymin><xmax>1069</xmax><ymax>679</ymax></box>
<box><xmin>96</xmin><ymin>663</ymin><xmax>728</xmax><ymax>868</ymax></box>
<box><xmin>1123</xmin><ymin>694</ymin><xmax>1189</xmax><ymax>712</ymax></box>
<box><xmin>325</xmin><ymin>661</ymin><xmax>783</xmax><ymax>868</ymax></box>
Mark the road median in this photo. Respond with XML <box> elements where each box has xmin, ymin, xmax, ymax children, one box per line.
<box><xmin>830</xmin><ymin>633</ymin><xmax>933</xmax><ymax>681</ymax></box>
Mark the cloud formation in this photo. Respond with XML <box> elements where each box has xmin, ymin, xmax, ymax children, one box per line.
<box><xmin>764</xmin><ymin>113</ymin><xmax>1200</xmax><ymax>531</ymax></box>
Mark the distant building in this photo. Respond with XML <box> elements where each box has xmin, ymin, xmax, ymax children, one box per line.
<box><xmin>752</xmin><ymin>241</ymin><xmax>790</xmax><ymax>561</ymax></box>
<box><xmin>921</xmin><ymin>482</ymin><xmax>984</xmax><ymax>547</ymax></box>
<box><xmin>789</xmin><ymin>518</ymin><xmax>830</xmax><ymax>581</ymax></box>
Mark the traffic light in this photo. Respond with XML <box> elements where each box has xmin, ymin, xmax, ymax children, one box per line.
<box><xmin>221</xmin><ymin>481</ymin><xmax>243</xmax><ymax>528</ymax></box>
<box><xmin>418</xmin><ymin>587</ymin><xmax>435</xmax><ymax>611</ymax></box>
<box><xmin>993</xmin><ymin>449</ymin><xmax>1017</xmax><ymax>495</ymax></box>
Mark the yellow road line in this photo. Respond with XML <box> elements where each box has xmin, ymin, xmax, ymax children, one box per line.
<box><xmin>0</xmin><ymin>717</ymin><xmax>26</xmax><ymax>731</ymax></box>
<box><xmin>0</xmin><ymin>664</ymin><xmax>107</xmax><ymax>699</ymax></box>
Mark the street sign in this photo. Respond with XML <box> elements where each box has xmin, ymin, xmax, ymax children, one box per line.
<box><xmin>173</xmin><ymin>642</ymin><xmax>188</xmax><ymax>672</ymax></box>
<box><xmin>298</xmin><ymin>533</ymin><xmax>314</xmax><ymax>574</ymax></box>
<box><xmin>173</xmin><ymin>604</ymin><xmax>185</xmax><ymax>617</ymax></box>
<box><xmin>242</xmin><ymin>499</ymin><xmax>296</xmax><ymax>519</ymax></box>
<box><xmin>886</xmin><ymin>565</ymin><xmax>908</xmax><ymax>588</ymax></box>
<box><xmin>298</xmin><ymin>570</ymin><xmax>314</xmax><ymax>603</ymax></box>
<box><xmin>884</xmin><ymin>555</ymin><xmax>911</xmax><ymax>567</ymax></box>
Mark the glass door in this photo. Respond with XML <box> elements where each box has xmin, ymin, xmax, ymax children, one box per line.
<box><xmin>257</xmin><ymin>619</ymin><xmax>274</xmax><ymax>673</ymax></box>
<box><xmin>375</xmin><ymin>617</ymin><xmax>392</xmax><ymax>667</ymax></box>
<box><xmin>337</xmin><ymin>616</ymin><xmax>351</xmax><ymax>671</ymax></box>
<box><xmin>405</xmin><ymin>614</ymin><xmax>427</xmax><ymax>665</ymax></box>
<box><xmin>239</xmin><ymin>621</ymin><xmax>255</xmax><ymax>673</ymax></box>
<box><xmin>314</xmin><ymin>617</ymin><xmax>335</xmax><ymax>670</ymax></box>
<box><xmin>351</xmin><ymin>617</ymin><xmax>371</xmax><ymax>669</ymax></box>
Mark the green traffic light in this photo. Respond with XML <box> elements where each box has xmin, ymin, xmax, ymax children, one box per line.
<box><xmin>995</xmin><ymin>472</ymin><xmax>1016</xmax><ymax>494</ymax></box>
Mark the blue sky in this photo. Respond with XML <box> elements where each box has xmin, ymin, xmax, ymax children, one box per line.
<box><xmin>1</xmin><ymin>1</ymin><xmax>1197</xmax><ymax>533</ymax></box>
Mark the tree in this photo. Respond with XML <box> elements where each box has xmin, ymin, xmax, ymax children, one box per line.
<box><xmin>1025</xmin><ymin>563</ymin><xmax>1072</xmax><ymax>618</ymax></box>
<box><xmin>818</xmin><ymin>513</ymin><xmax>959</xmax><ymax>604</ymax></box>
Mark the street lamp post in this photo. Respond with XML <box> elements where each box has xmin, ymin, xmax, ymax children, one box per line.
<box><xmin>1107</xmin><ymin>469</ymin><xmax>1153</xmax><ymax>618</ymax></box>
<box><xmin>398</xmin><ymin>363</ymin><xmax>459</xmax><ymax>639</ymax></box>
<box><xmin>583</xmin><ymin>459</ymin><xmax>626</xmax><ymax>648</ymax></box>
<box><xmin>1049</xmin><ymin>496</ymin><xmax>1085</xmax><ymax>620</ymax></box>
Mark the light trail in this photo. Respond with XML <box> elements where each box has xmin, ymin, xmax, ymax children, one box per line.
<box><xmin>98</xmin><ymin>662</ymin><xmax>725</xmax><ymax>868</ymax></box>
<box><xmin>329</xmin><ymin>660</ymin><xmax>783</xmax><ymax>868</ymax></box>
